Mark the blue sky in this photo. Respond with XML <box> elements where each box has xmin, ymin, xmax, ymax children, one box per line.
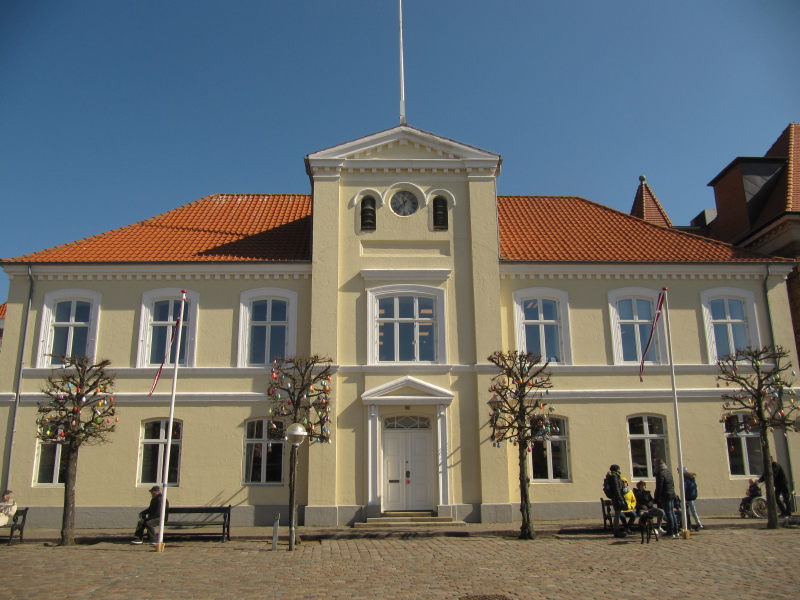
<box><xmin>1</xmin><ymin>1</ymin><xmax>798</xmax><ymax>303</ymax></box>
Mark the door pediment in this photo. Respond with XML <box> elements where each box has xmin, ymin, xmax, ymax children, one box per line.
<box><xmin>362</xmin><ymin>376</ymin><xmax>453</xmax><ymax>406</ymax></box>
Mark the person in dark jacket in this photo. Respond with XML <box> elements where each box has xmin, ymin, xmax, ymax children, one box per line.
<box><xmin>653</xmin><ymin>458</ymin><xmax>678</xmax><ymax>537</ymax></box>
<box><xmin>759</xmin><ymin>461</ymin><xmax>792</xmax><ymax>517</ymax></box>
<box><xmin>633</xmin><ymin>481</ymin><xmax>666</xmax><ymax>534</ymax></box>
<box><xmin>682</xmin><ymin>468</ymin><xmax>703</xmax><ymax>530</ymax></box>
<box><xmin>603</xmin><ymin>464</ymin><xmax>627</xmax><ymax>537</ymax></box>
<box><xmin>132</xmin><ymin>485</ymin><xmax>169</xmax><ymax>544</ymax></box>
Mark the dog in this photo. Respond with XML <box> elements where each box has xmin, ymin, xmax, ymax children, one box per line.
<box><xmin>638</xmin><ymin>511</ymin><xmax>659</xmax><ymax>544</ymax></box>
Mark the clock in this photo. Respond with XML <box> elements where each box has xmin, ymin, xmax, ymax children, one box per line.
<box><xmin>390</xmin><ymin>190</ymin><xmax>419</xmax><ymax>216</ymax></box>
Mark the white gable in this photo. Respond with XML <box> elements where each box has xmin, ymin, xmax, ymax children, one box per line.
<box><xmin>361</xmin><ymin>376</ymin><xmax>454</xmax><ymax>406</ymax></box>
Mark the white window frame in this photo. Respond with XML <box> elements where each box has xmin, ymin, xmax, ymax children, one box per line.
<box><xmin>530</xmin><ymin>416</ymin><xmax>570</xmax><ymax>481</ymax></box>
<box><xmin>33</xmin><ymin>440</ymin><xmax>66</xmax><ymax>486</ymax></box>
<box><xmin>138</xmin><ymin>418</ymin><xmax>183</xmax><ymax>486</ymax></box>
<box><xmin>700</xmin><ymin>288</ymin><xmax>760</xmax><ymax>363</ymax></box>
<box><xmin>513</xmin><ymin>287</ymin><xmax>572</xmax><ymax>364</ymax></box>
<box><xmin>627</xmin><ymin>414</ymin><xmax>668</xmax><ymax>479</ymax></box>
<box><xmin>237</xmin><ymin>288</ymin><xmax>297</xmax><ymax>367</ymax></box>
<box><xmin>724</xmin><ymin>414</ymin><xmax>763</xmax><ymax>477</ymax></box>
<box><xmin>608</xmin><ymin>288</ymin><xmax>666</xmax><ymax>366</ymax></box>
<box><xmin>37</xmin><ymin>289</ymin><xmax>101</xmax><ymax>368</ymax></box>
<box><xmin>243</xmin><ymin>418</ymin><xmax>286</xmax><ymax>485</ymax></box>
<box><xmin>367</xmin><ymin>284</ymin><xmax>446</xmax><ymax>365</ymax></box>
<box><xmin>137</xmin><ymin>288</ymin><xmax>199</xmax><ymax>368</ymax></box>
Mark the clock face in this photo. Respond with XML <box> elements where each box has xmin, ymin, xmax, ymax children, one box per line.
<box><xmin>390</xmin><ymin>190</ymin><xmax>419</xmax><ymax>216</ymax></box>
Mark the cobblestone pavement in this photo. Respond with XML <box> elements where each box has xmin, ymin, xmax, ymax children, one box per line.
<box><xmin>3</xmin><ymin>527</ymin><xmax>797</xmax><ymax>599</ymax></box>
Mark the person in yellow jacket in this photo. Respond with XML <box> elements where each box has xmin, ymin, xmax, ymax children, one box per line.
<box><xmin>620</xmin><ymin>477</ymin><xmax>637</xmax><ymax>533</ymax></box>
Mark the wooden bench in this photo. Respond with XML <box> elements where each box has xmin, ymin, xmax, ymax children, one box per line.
<box><xmin>601</xmin><ymin>498</ymin><xmax>613</xmax><ymax>530</ymax></box>
<box><xmin>164</xmin><ymin>506</ymin><xmax>231</xmax><ymax>542</ymax></box>
<box><xmin>1</xmin><ymin>507</ymin><xmax>29</xmax><ymax>545</ymax></box>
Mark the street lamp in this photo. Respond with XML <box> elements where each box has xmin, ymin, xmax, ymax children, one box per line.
<box><xmin>285</xmin><ymin>422</ymin><xmax>307</xmax><ymax>551</ymax></box>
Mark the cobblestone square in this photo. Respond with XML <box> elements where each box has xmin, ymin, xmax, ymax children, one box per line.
<box><xmin>3</xmin><ymin>528</ymin><xmax>797</xmax><ymax>599</ymax></box>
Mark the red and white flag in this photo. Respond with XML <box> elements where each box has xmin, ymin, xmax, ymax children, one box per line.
<box><xmin>639</xmin><ymin>288</ymin><xmax>667</xmax><ymax>382</ymax></box>
<box><xmin>147</xmin><ymin>302</ymin><xmax>184</xmax><ymax>397</ymax></box>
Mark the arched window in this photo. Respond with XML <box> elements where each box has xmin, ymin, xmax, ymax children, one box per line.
<box><xmin>432</xmin><ymin>196</ymin><xmax>448</xmax><ymax>231</ymax></box>
<box><xmin>531</xmin><ymin>416</ymin><xmax>569</xmax><ymax>480</ymax></box>
<box><xmin>137</xmin><ymin>289</ymin><xmax>199</xmax><ymax>368</ymax></box>
<box><xmin>238</xmin><ymin>288</ymin><xmax>297</xmax><ymax>367</ymax></box>
<box><xmin>244</xmin><ymin>419</ymin><xmax>285</xmax><ymax>484</ymax></box>
<box><xmin>37</xmin><ymin>289</ymin><xmax>101</xmax><ymax>367</ymax></box>
<box><xmin>627</xmin><ymin>415</ymin><xmax>667</xmax><ymax>478</ymax></box>
<box><xmin>360</xmin><ymin>196</ymin><xmax>376</xmax><ymax>231</ymax></box>
<box><xmin>701</xmin><ymin>288</ymin><xmax>759</xmax><ymax>362</ymax></box>
<box><xmin>608</xmin><ymin>288</ymin><xmax>664</xmax><ymax>365</ymax></box>
<box><xmin>139</xmin><ymin>419</ymin><xmax>182</xmax><ymax>485</ymax></box>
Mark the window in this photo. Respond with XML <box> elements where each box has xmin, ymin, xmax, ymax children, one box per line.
<box><xmin>628</xmin><ymin>415</ymin><xmax>667</xmax><ymax>478</ymax></box>
<box><xmin>531</xmin><ymin>417</ymin><xmax>569</xmax><ymax>480</ymax></box>
<box><xmin>238</xmin><ymin>288</ymin><xmax>297</xmax><ymax>367</ymax></box>
<box><xmin>244</xmin><ymin>419</ymin><xmax>285</xmax><ymax>484</ymax></box>
<box><xmin>35</xmin><ymin>442</ymin><xmax>67</xmax><ymax>485</ymax></box>
<box><xmin>724</xmin><ymin>414</ymin><xmax>762</xmax><ymax>476</ymax></box>
<box><xmin>432</xmin><ymin>196</ymin><xmax>448</xmax><ymax>231</ymax></box>
<box><xmin>609</xmin><ymin>288</ymin><xmax>663</xmax><ymax>365</ymax></box>
<box><xmin>367</xmin><ymin>285</ymin><xmax>446</xmax><ymax>365</ymax></box>
<box><xmin>701</xmin><ymin>288</ymin><xmax>759</xmax><ymax>362</ymax></box>
<box><xmin>137</xmin><ymin>289</ymin><xmax>198</xmax><ymax>368</ymax></box>
<box><xmin>37</xmin><ymin>289</ymin><xmax>101</xmax><ymax>367</ymax></box>
<box><xmin>360</xmin><ymin>196</ymin><xmax>376</xmax><ymax>231</ymax></box>
<box><xmin>514</xmin><ymin>288</ymin><xmax>571</xmax><ymax>363</ymax></box>
<box><xmin>140</xmin><ymin>419</ymin><xmax>182</xmax><ymax>485</ymax></box>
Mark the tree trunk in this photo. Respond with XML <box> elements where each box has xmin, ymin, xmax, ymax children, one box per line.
<box><xmin>60</xmin><ymin>444</ymin><xmax>79</xmax><ymax>546</ymax></box>
<box><xmin>758</xmin><ymin>424</ymin><xmax>778</xmax><ymax>529</ymax></box>
<box><xmin>517</xmin><ymin>438</ymin><xmax>534</xmax><ymax>540</ymax></box>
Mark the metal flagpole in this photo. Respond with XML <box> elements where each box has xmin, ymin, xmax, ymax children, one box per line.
<box><xmin>399</xmin><ymin>0</ymin><xmax>406</xmax><ymax>125</ymax></box>
<box><xmin>155</xmin><ymin>289</ymin><xmax>187</xmax><ymax>552</ymax></box>
<box><xmin>661</xmin><ymin>287</ymin><xmax>690</xmax><ymax>538</ymax></box>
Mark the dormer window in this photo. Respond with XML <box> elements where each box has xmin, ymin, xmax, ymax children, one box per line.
<box><xmin>360</xmin><ymin>196</ymin><xmax>376</xmax><ymax>231</ymax></box>
<box><xmin>432</xmin><ymin>196</ymin><xmax>448</xmax><ymax>230</ymax></box>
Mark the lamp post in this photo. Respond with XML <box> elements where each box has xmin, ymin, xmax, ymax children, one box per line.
<box><xmin>285</xmin><ymin>422</ymin><xmax>307</xmax><ymax>551</ymax></box>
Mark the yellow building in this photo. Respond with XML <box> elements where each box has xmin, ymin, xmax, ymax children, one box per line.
<box><xmin>1</xmin><ymin>125</ymin><xmax>797</xmax><ymax>527</ymax></box>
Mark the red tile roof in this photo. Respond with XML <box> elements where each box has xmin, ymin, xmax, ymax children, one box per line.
<box><xmin>2</xmin><ymin>192</ymin><xmax>781</xmax><ymax>267</ymax></box>
<box><xmin>4</xmin><ymin>194</ymin><xmax>312</xmax><ymax>264</ymax></box>
<box><xmin>0</xmin><ymin>302</ymin><xmax>6</xmax><ymax>319</ymax></box>
<box><xmin>753</xmin><ymin>122</ymin><xmax>800</xmax><ymax>228</ymax></box>
<box><xmin>629</xmin><ymin>176</ymin><xmax>672</xmax><ymax>228</ymax></box>
<box><xmin>497</xmin><ymin>195</ymin><xmax>779</xmax><ymax>263</ymax></box>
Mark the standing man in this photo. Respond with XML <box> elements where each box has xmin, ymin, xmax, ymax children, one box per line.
<box><xmin>759</xmin><ymin>461</ymin><xmax>792</xmax><ymax>517</ymax></box>
<box><xmin>132</xmin><ymin>485</ymin><xmax>169</xmax><ymax>544</ymax></box>
<box><xmin>603</xmin><ymin>464</ymin><xmax>627</xmax><ymax>538</ymax></box>
<box><xmin>653</xmin><ymin>458</ymin><xmax>678</xmax><ymax>538</ymax></box>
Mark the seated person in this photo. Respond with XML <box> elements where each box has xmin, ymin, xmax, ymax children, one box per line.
<box><xmin>0</xmin><ymin>490</ymin><xmax>17</xmax><ymax>527</ymax></box>
<box><xmin>739</xmin><ymin>479</ymin><xmax>761</xmax><ymax>512</ymax></box>
<box><xmin>632</xmin><ymin>480</ymin><xmax>666</xmax><ymax>534</ymax></box>
<box><xmin>620</xmin><ymin>477</ymin><xmax>637</xmax><ymax>532</ymax></box>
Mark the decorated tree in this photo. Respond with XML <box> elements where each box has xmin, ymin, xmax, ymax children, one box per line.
<box><xmin>718</xmin><ymin>346</ymin><xmax>800</xmax><ymax>528</ymax></box>
<box><xmin>36</xmin><ymin>356</ymin><xmax>118</xmax><ymax>545</ymax></box>
<box><xmin>267</xmin><ymin>355</ymin><xmax>333</xmax><ymax>548</ymax></box>
<box><xmin>487</xmin><ymin>351</ymin><xmax>555</xmax><ymax>539</ymax></box>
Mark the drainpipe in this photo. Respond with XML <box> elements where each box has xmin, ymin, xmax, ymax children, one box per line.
<box><xmin>2</xmin><ymin>265</ymin><xmax>34</xmax><ymax>490</ymax></box>
<box><xmin>763</xmin><ymin>264</ymin><xmax>796</xmax><ymax>512</ymax></box>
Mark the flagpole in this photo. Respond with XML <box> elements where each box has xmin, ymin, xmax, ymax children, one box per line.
<box><xmin>661</xmin><ymin>287</ymin><xmax>690</xmax><ymax>538</ymax></box>
<box><xmin>155</xmin><ymin>289</ymin><xmax>187</xmax><ymax>552</ymax></box>
<box><xmin>398</xmin><ymin>0</ymin><xmax>407</xmax><ymax>125</ymax></box>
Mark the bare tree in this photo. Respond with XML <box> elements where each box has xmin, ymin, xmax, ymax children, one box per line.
<box><xmin>267</xmin><ymin>355</ymin><xmax>333</xmax><ymax>548</ymax></box>
<box><xmin>487</xmin><ymin>351</ymin><xmax>555</xmax><ymax>539</ymax></box>
<box><xmin>718</xmin><ymin>346</ymin><xmax>800</xmax><ymax>528</ymax></box>
<box><xmin>36</xmin><ymin>356</ymin><xmax>118</xmax><ymax>545</ymax></box>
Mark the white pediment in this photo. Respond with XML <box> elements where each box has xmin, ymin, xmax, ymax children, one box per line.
<box><xmin>361</xmin><ymin>376</ymin><xmax>454</xmax><ymax>406</ymax></box>
<box><xmin>306</xmin><ymin>125</ymin><xmax>501</xmax><ymax>177</ymax></box>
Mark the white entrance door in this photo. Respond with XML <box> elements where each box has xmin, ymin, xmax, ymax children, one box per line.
<box><xmin>382</xmin><ymin>417</ymin><xmax>433</xmax><ymax>511</ymax></box>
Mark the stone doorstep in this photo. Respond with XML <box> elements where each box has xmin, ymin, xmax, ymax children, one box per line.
<box><xmin>353</xmin><ymin>520</ymin><xmax>468</xmax><ymax>528</ymax></box>
<box><xmin>366</xmin><ymin>516</ymin><xmax>456</xmax><ymax>523</ymax></box>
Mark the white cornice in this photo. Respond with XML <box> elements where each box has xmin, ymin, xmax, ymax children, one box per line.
<box><xmin>3</xmin><ymin>263</ymin><xmax>312</xmax><ymax>281</ymax></box>
<box><xmin>360</xmin><ymin>269</ymin><xmax>451</xmax><ymax>281</ymax></box>
<box><xmin>499</xmin><ymin>263</ymin><xmax>791</xmax><ymax>280</ymax></box>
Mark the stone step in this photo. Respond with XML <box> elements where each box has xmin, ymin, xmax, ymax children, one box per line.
<box><xmin>366</xmin><ymin>516</ymin><xmax>454</xmax><ymax>523</ymax></box>
<box><xmin>353</xmin><ymin>520</ymin><xmax>467</xmax><ymax>529</ymax></box>
<box><xmin>382</xmin><ymin>511</ymin><xmax>434</xmax><ymax>518</ymax></box>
